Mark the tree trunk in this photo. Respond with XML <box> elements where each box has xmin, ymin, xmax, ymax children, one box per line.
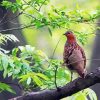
<box><xmin>0</xmin><ymin>2</ymin><xmax>26</xmax><ymax>100</ymax></box>
<box><xmin>90</xmin><ymin>19</ymin><xmax>100</xmax><ymax>99</ymax></box>
<box><xmin>0</xmin><ymin>7</ymin><xmax>26</xmax><ymax>50</ymax></box>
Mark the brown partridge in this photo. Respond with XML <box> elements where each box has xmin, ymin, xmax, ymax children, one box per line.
<box><xmin>63</xmin><ymin>31</ymin><xmax>87</xmax><ymax>79</ymax></box>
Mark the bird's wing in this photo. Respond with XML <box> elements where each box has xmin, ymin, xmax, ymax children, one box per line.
<box><xmin>63</xmin><ymin>46</ymin><xmax>73</xmax><ymax>65</ymax></box>
<box><xmin>68</xmin><ymin>48</ymin><xmax>86</xmax><ymax>78</ymax></box>
<box><xmin>68</xmin><ymin>48</ymin><xmax>84</xmax><ymax>64</ymax></box>
<box><xmin>79</xmin><ymin>47</ymin><xmax>86</xmax><ymax>68</ymax></box>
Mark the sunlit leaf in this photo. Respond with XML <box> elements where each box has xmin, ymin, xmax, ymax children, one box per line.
<box><xmin>27</xmin><ymin>77</ymin><xmax>32</xmax><ymax>85</ymax></box>
<box><xmin>36</xmin><ymin>73</ymin><xmax>49</xmax><ymax>80</ymax></box>
<box><xmin>0</xmin><ymin>82</ymin><xmax>16</xmax><ymax>94</ymax></box>
<box><xmin>84</xmin><ymin>88</ymin><xmax>97</xmax><ymax>100</ymax></box>
<box><xmin>32</xmin><ymin>75</ymin><xmax>43</xmax><ymax>86</ymax></box>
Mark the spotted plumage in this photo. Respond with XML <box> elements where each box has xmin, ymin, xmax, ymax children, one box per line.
<box><xmin>63</xmin><ymin>31</ymin><xmax>87</xmax><ymax>78</ymax></box>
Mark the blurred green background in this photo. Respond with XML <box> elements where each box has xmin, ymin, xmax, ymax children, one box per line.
<box><xmin>20</xmin><ymin>0</ymin><xmax>99</xmax><ymax>68</ymax></box>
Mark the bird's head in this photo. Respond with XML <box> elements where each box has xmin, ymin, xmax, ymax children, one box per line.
<box><xmin>63</xmin><ymin>31</ymin><xmax>76</xmax><ymax>43</ymax></box>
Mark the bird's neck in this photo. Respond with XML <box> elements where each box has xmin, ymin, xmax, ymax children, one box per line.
<box><xmin>67</xmin><ymin>38</ymin><xmax>76</xmax><ymax>44</ymax></box>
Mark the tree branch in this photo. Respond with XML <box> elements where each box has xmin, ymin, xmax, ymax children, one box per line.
<box><xmin>0</xmin><ymin>24</ymin><xmax>34</xmax><ymax>33</ymax></box>
<box><xmin>38</xmin><ymin>0</ymin><xmax>47</xmax><ymax>11</ymax></box>
<box><xmin>9</xmin><ymin>67</ymin><xmax>100</xmax><ymax>100</ymax></box>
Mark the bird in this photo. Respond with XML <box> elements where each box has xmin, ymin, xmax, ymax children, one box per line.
<box><xmin>63</xmin><ymin>31</ymin><xmax>87</xmax><ymax>81</ymax></box>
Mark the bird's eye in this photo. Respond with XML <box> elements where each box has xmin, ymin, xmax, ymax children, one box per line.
<box><xmin>67</xmin><ymin>32</ymin><xmax>70</xmax><ymax>34</ymax></box>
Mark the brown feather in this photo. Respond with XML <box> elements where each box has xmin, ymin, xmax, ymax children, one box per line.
<box><xmin>63</xmin><ymin>31</ymin><xmax>87</xmax><ymax>78</ymax></box>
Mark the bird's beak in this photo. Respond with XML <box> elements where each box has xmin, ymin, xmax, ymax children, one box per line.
<box><xmin>63</xmin><ymin>33</ymin><xmax>66</xmax><ymax>35</ymax></box>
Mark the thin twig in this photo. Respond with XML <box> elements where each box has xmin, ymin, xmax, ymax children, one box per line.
<box><xmin>23</xmin><ymin>0</ymin><xmax>38</xmax><ymax>11</ymax></box>
<box><xmin>51</xmin><ymin>35</ymin><xmax>63</xmax><ymax>59</ymax></box>
<box><xmin>47</xmin><ymin>35</ymin><xmax>62</xmax><ymax>68</ymax></box>
<box><xmin>22</xmin><ymin>12</ymin><xmax>49</xmax><ymax>27</ymax></box>
<box><xmin>22</xmin><ymin>12</ymin><xmax>37</xmax><ymax>20</ymax></box>
<box><xmin>38</xmin><ymin>0</ymin><xmax>47</xmax><ymax>11</ymax></box>
<box><xmin>0</xmin><ymin>24</ymin><xmax>34</xmax><ymax>33</ymax></box>
<box><xmin>54</xmin><ymin>65</ymin><xmax>58</xmax><ymax>90</ymax></box>
<box><xmin>50</xmin><ymin>35</ymin><xmax>63</xmax><ymax>91</ymax></box>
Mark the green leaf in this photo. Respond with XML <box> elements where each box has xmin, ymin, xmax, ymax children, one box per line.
<box><xmin>71</xmin><ymin>92</ymin><xmax>87</xmax><ymax>100</ymax></box>
<box><xmin>2</xmin><ymin>55</ymin><xmax>8</xmax><ymax>69</ymax></box>
<box><xmin>12</xmin><ymin>48</ymin><xmax>19</xmax><ymax>56</ymax></box>
<box><xmin>27</xmin><ymin>77</ymin><xmax>31</xmax><ymax>85</ymax></box>
<box><xmin>32</xmin><ymin>75</ymin><xmax>43</xmax><ymax>86</ymax></box>
<box><xmin>16</xmin><ymin>0</ymin><xmax>21</xmax><ymax>4</ymax></box>
<box><xmin>36</xmin><ymin>73</ymin><xmax>49</xmax><ymax>80</ymax></box>
<box><xmin>1</xmin><ymin>1</ymin><xmax>12</xmax><ymax>8</ymax></box>
<box><xmin>25</xmin><ymin>45</ymin><xmax>35</xmax><ymax>52</ymax></box>
<box><xmin>3</xmin><ymin>69</ymin><xmax>8</xmax><ymax>78</ymax></box>
<box><xmin>2</xmin><ymin>55</ymin><xmax>9</xmax><ymax>78</ymax></box>
<box><xmin>19</xmin><ymin>75</ymin><xmax>29</xmax><ymax>83</ymax></box>
<box><xmin>0</xmin><ymin>82</ymin><xmax>16</xmax><ymax>94</ymax></box>
<box><xmin>84</xmin><ymin>88</ymin><xmax>97</xmax><ymax>100</ymax></box>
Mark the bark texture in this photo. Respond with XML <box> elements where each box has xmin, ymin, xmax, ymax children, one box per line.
<box><xmin>0</xmin><ymin>1</ymin><xmax>26</xmax><ymax>99</ymax></box>
<box><xmin>10</xmin><ymin>67</ymin><xmax>100</xmax><ymax>100</ymax></box>
<box><xmin>90</xmin><ymin>19</ymin><xmax>100</xmax><ymax>99</ymax></box>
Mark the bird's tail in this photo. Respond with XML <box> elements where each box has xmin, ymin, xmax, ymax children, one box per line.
<box><xmin>77</xmin><ymin>68</ymin><xmax>87</xmax><ymax>78</ymax></box>
<box><xmin>82</xmin><ymin>69</ymin><xmax>87</xmax><ymax>78</ymax></box>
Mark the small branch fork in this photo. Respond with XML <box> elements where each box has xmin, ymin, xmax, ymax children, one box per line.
<box><xmin>9</xmin><ymin>67</ymin><xmax>100</xmax><ymax>100</ymax></box>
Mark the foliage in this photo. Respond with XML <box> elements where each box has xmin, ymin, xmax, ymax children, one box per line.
<box><xmin>66</xmin><ymin>88</ymin><xmax>97</xmax><ymax>100</ymax></box>
<box><xmin>0</xmin><ymin>82</ymin><xmax>15</xmax><ymax>94</ymax></box>
<box><xmin>0</xmin><ymin>0</ymin><xmax>99</xmax><ymax>100</ymax></box>
<box><xmin>0</xmin><ymin>45</ymin><xmax>97</xmax><ymax>100</ymax></box>
<box><xmin>0</xmin><ymin>33</ymin><xmax>19</xmax><ymax>44</ymax></box>
<box><xmin>1</xmin><ymin>0</ymin><xmax>100</xmax><ymax>45</ymax></box>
